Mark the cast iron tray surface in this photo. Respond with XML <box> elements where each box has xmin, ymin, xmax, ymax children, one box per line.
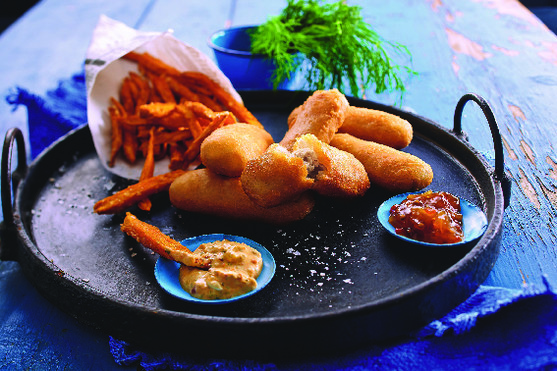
<box><xmin>1</xmin><ymin>91</ymin><xmax>509</xmax><ymax>358</ymax></box>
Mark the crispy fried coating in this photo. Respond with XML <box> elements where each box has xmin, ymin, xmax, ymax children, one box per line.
<box><xmin>241</xmin><ymin>144</ymin><xmax>314</xmax><ymax>208</ymax></box>
<box><xmin>338</xmin><ymin>107</ymin><xmax>413</xmax><ymax>149</ymax></box>
<box><xmin>241</xmin><ymin>134</ymin><xmax>371</xmax><ymax>207</ymax></box>
<box><xmin>169</xmin><ymin>168</ymin><xmax>315</xmax><ymax>224</ymax></box>
<box><xmin>292</xmin><ymin>134</ymin><xmax>370</xmax><ymax>198</ymax></box>
<box><xmin>288</xmin><ymin>105</ymin><xmax>413</xmax><ymax>149</ymax></box>
<box><xmin>200</xmin><ymin>123</ymin><xmax>274</xmax><ymax>177</ymax></box>
<box><xmin>330</xmin><ymin>133</ymin><xmax>433</xmax><ymax>193</ymax></box>
<box><xmin>280</xmin><ymin>89</ymin><xmax>349</xmax><ymax>150</ymax></box>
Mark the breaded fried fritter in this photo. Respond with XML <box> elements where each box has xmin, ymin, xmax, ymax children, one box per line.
<box><xmin>292</xmin><ymin>134</ymin><xmax>370</xmax><ymax>198</ymax></box>
<box><xmin>339</xmin><ymin>106</ymin><xmax>413</xmax><ymax>149</ymax></box>
<box><xmin>169</xmin><ymin>168</ymin><xmax>315</xmax><ymax>224</ymax></box>
<box><xmin>280</xmin><ymin>89</ymin><xmax>349</xmax><ymax>150</ymax></box>
<box><xmin>200</xmin><ymin>123</ymin><xmax>274</xmax><ymax>177</ymax></box>
<box><xmin>241</xmin><ymin>134</ymin><xmax>371</xmax><ymax>208</ymax></box>
<box><xmin>288</xmin><ymin>105</ymin><xmax>413</xmax><ymax>149</ymax></box>
<box><xmin>240</xmin><ymin>144</ymin><xmax>314</xmax><ymax>208</ymax></box>
<box><xmin>330</xmin><ymin>133</ymin><xmax>433</xmax><ymax>192</ymax></box>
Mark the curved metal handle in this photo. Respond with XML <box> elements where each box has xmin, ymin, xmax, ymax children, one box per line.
<box><xmin>453</xmin><ymin>93</ymin><xmax>511</xmax><ymax>207</ymax></box>
<box><xmin>1</xmin><ymin>127</ymin><xmax>27</xmax><ymax>260</ymax></box>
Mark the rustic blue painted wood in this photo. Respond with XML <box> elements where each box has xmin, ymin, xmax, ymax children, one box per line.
<box><xmin>0</xmin><ymin>0</ymin><xmax>556</xmax><ymax>369</ymax></box>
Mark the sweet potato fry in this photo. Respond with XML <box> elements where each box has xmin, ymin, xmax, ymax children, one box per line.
<box><xmin>129</xmin><ymin>72</ymin><xmax>151</xmax><ymax>114</ymax></box>
<box><xmin>181</xmin><ymin>112</ymin><xmax>231</xmax><ymax>167</ymax></box>
<box><xmin>149</xmin><ymin>73</ymin><xmax>176</xmax><ymax>104</ymax></box>
<box><xmin>122</xmin><ymin>127</ymin><xmax>138</xmax><ymax>164</ymax></box>
<box><xmin>121</xmin><ymin>212</ymin><xmax>211</xmax><ymax>269</ymax></box>
<box><xmin>138</xmin><ymin>129</ymin><xmax>191</xmax><ymax>153</ymax></box>
<box><xmin>184</xmin><ymin>101</ymin><xmax>215</xmax><ymax>122</ymax></box>
<box><xmin>181</xmin><ymin>71</ymin><xmax>261</xmax><ymax>127</ymax></box>
<box><xmin>137</xmin><ymin>103</ymin><xmax>186</xmax><ymax>130</ymax></box>
<box><xmin>169</xmin><ymin>142</ymin><xmax>187</xmax><ymax>170</ymax></box>
<box><xmin>166</xmin><ymin>75</ymin><xmax>200</xmax><ymax>103</ymax></box>
<box><xmin>120</xmin><ymin>77</ymin><xmax>136</xmax><ymax>115</ymax></box>
<box><xmin>94</xmin><ymin>169</ymin><xmax>186</xmax><ymax>214</ymax></box>
<box><xmin>108</xmin><ymin>52</ymin><xmax>261</xmax><ymax>174</ymax></box>
<box><xmin>124</xmin><ymin>51</ymin><xmax>181</xmax><ymax>76</ymax></box>
<box><xmin>138</xmin><ymin>128</ymin><xmax>156</xmax><ymax>211</ymax></box>
<box><xmin>108</xmin><ymin>102</ymin><xmax>123</xmax><ymax>167</ymax></box>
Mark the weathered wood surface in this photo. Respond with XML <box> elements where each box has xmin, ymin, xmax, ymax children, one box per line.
<box><xmin>0</xmin><ymin>0</ymin><xmax>556</xmax><ymax>368</ymax></box>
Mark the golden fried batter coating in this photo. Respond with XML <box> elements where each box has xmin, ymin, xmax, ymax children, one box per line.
<box><xmin>169</xmin><ymin>168</ymin><xmax>315</xmax><ymax>224</ymax></box>
<box><xmin>330</xmin><ymin>133</ymin><xmax>433</xmax><ymax>193</ymax></box>
<box><xmin>339</xmin><ymin>106</ymin><xmax>413</xmax><ymax>149</ymax></box>
<box><xmin>240</xmin><ymin>144</ymin><xmax>314</xmax><ymax>208</ymax></box>
<box><xmin>280</xmin><ymin>89</ymin><xmax>349</xmax><ymax>150</ymax></box>
<box><xmin>288</xmin><ymin>105</ymin><xmax>413</xmax><ymax>149</ymax></box>
<box><xmin>200</xmin><ymin>123</ymin><xmax>274</xmax><ymax>177</ymax></box>
<box><xmin>292</xmin><ymin>134</ymin><xmax>370</xmax><ymax>198</ymax></box>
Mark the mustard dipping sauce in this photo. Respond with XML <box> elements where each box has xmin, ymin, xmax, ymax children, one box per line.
<box><xmin>179</xmin><ymin>239</ymin><xmax>263</xmax><ymax>300</ymax></box>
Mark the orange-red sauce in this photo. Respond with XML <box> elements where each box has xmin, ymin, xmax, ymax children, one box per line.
<box><xmin>178</xmin><ymin>240</ymin><xmax>262</xmax><ymax>300</ymax></box>
<box><xmin>388</xmin><ymin>191</ymin><xmax>464</xmax><ymax>244</ymax></box>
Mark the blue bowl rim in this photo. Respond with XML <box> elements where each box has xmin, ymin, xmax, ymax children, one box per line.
<box><xmin>377</xmin><ymin>190</ymin><xmax>488</xmax><ymax>247</ymax></box>
<box><xmin>207</xmin><ymin>25</ymin><xmax>267</xmax><ymax>57</ymax></box>
<box><xmin>154</xmin><ymin>233</ymin><xmax>276</xmax><ymax>304</ymax></box>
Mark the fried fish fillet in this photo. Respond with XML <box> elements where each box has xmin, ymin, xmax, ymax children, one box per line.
<box><xmin>241</xmin><ymin>134</ymin><xmax>370</xmax><ymax>208</ymax></box>
<box><xmin>338</xmin><ymin>106</ymin><xmax>413</xmax><ymax>149</ymax></box>
<box><xmin>330</xmin><ymin>133</ymin><xmax>433</xmax><ymax>192</ymax></box>
<box><xmin>240</xmin><ymin>143</ymin><xmax>314</xmax><ymax>208</ymax></box>
<box><xmin>288</xmin><ymin>105</ymin><xmax>413</xmax><ymax>149</ymax></box>
<box><xmin>291</xmin><ymin>134</ymin><xmax>370</xmax><ymax>198</ymax></box>
<box><xmin>280</xmin><ymin>89</ymin><xmax>349</xmax><ymax>150</ymax></box>
<box><xmin>169</xmin><ymin>168</ymin><xmax>314</xmax><ymax>224</ymax></box>
<box><xmin>200</xmin><ymin>123</ymin><xmax>274</xmax><ymax>177</ymax></box>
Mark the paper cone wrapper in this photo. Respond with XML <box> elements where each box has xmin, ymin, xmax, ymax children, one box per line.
<box><xmin>85</xmin><ymin>15</ymin><xmax>241</xmax><ymax>180</ymax></box>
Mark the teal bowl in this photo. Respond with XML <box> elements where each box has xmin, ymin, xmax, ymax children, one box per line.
<box><xmin>208</xmin><ymin>26</ymin><xmax>288</xmax><ymax>90</ymax></box>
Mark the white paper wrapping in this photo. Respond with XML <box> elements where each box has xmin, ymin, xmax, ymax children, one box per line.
<box><xmin>85</xmin><ymin>15</ymin><xmax>241</xmax><ymax>180</ymax></box>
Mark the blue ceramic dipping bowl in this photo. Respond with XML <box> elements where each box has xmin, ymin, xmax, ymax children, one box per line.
<box><xmin>208</xmin><ymin>26</ymin><xmax>288</xmax><ymax>90</ymax></box>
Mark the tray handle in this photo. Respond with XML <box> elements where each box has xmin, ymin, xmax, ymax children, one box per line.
<box><xmin>453</xmin><ymin>93</ymin><xmax>511</xmax><ymax>207</ymax></box>
<box><xmin>1</xmin><ymin>127</ymin><xmax>28</xmax><ymax>261</ymax></box>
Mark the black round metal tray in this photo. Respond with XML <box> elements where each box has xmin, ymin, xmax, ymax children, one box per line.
<box><xmin>0</xmin><ymin>91</ymin><xmax>510</xmax><ymax>359</ymax></box>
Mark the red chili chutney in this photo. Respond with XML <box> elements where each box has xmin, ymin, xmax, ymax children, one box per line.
<box><xmin>388</xmin><ymin>190</ymin><xmax>464</xmax><ymax>244</ymax></box>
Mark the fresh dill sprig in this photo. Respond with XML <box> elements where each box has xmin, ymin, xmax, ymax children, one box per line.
<box><xmin>249</xmin><ymin>0</ymin><xmax>416</xmax><ymax>99</ymax></box>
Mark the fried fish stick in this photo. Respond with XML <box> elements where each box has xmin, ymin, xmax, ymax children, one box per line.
<box><xmin>200</xmin><ymin>123</ymin><xmax>274</xmax><ymax>177</ymax></box>
<box><xmin>241</xmin><ymin>144</ymin><xmax>314</xmax><ymax>208</ymax></box>
<box><xmin>339</xmin><ymin>107</ymin><xmax>413</xmax><ymax>149</ymax></box>
<box><xmin>292</xmin><ymin>134</ymin><xmax>370</xmax><ymax>198</ymax></box>
<box><xmin>280</xmin><ymin>89</ymin><xmax>349</xmax><ymax>150</ymax></box>
<box><xmin>242</xmin><ymin>134</ymin><xmax>370</xmax><ymax>207</ymax></box>
<box><xmin>121</xmin><ymin>212</ymin><xmax>211</xmax><ymax>269</ymax></box>
<box><xmin>169</xmin><ymin>169</ymin><xmax>315</xmax><ymax>224</ymax></box>
<box><xmin>330</xmin><ymin>133</ymin><xmax>433</xmax><ymax>193</ymax></box>
<box><xmin>94</xmin><ymin>170</ymin><xmax>186</xmax><ymax>214</ymax></box>
<box><xmin>288</xmin><ymin>105</ymin><xmax>413</xmax><ymax>149</ymax></box>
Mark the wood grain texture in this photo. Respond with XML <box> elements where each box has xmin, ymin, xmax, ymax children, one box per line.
<box><xmin>349</xmin><ymin>0</ymin><xmax>557</xmax><ymax>290</ymax></box>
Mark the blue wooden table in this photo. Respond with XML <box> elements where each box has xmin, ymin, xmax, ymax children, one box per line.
<box><xmin>1</xmin><ymin>0</ymin><xmax>556</xmax><ymax>369</ymax></box>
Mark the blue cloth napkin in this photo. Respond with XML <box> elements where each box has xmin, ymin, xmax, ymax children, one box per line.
<box><xmin>108</xmin><ymin>279</ymin><xmax>557</xmax><ymax>371</ymax></box>
<box><xmin>7</xmin><ymin>72</ymin><xmax>87</xmax><ymax>159</ymax></box>
<box><xmin>6</xmin><ymin>73</ymin><xmax>557</xmax><ymax>370</ymax></box>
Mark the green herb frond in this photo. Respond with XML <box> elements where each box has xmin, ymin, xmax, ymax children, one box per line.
<box><xmin>249</xmin><ymin>0</ymin><xmax>417</xmax><ymax>100</ymax></box>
